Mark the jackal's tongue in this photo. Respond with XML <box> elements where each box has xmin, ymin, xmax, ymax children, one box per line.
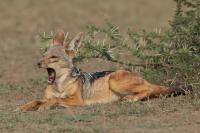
<box><xmin>48</xmin><ymin>76</ymin><xmax>54</xmax><ymax>84</ymax></box>
<box><xmin>47</xmin><ymin>68</ymin><xmax>56</xmax><ymax>84</ymax></box>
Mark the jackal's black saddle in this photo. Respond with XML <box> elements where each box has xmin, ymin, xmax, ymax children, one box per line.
<box><xmin>71</xmin><ymin>67</ymin><xmax>114</xmax><ymax>84</ymax></box>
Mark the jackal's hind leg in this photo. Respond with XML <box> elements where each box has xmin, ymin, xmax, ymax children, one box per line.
<box><xmin>123</xmin><ymin>91</ymin><xmax>151</xmax><ymax>102</ymax></box>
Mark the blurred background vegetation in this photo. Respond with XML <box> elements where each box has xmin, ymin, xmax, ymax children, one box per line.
<box><xmin>80</xmin><ymin>0</ymin><xmax>200</xmax><ymax>89</ymax></box>
<box><xmin>0</xmin><ymin>0</ymin><xmax>175</xmax><ymax>83</ymax></box>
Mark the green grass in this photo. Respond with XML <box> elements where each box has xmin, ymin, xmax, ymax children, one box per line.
<box><xmin>136</xmin><ymin>121</ymin><xmax>164</xmax><ymax>129</ymax></box>
<box><xmin>0</xmin><ymin>84</ymin><xmax>24</xmax><ymax>93</ymax></box>
<box><xmin>0</xmin><ymin>110</ymin><xmax>97</xmax><ymax>133</ymax></box>
<box><xmin>0</xmin><ymin>92</ymin><xmax>200</xmax><ymax>133</ymax></box>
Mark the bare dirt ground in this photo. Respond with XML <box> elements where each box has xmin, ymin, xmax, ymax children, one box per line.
<box><xmin>0</xmin><ymin>0</ymin><xmax>200</xmax><ymax>133</ymax></box>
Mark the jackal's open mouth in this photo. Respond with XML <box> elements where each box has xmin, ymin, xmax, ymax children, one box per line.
<box><xmin>47</xmin><ymin>68</ymin><xmax>56</xmax><ymax>84</ymax></box>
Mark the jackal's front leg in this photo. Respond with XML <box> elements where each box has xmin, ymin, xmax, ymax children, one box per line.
<box><xmin>15</xmin><ymin>100</ymin><xmax>45</xmax><ymax>112</ymax></box>
<box><xmin>15</xmin><ymin>85</ymin><xmax>56</xmax><ymax>112</ymax></box>
<box><xmin>38</xmin><ymin>96</ymin><xmax>83</xmax><ymax>111</ymax></box>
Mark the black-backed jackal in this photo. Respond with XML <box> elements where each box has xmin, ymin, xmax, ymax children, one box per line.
<box><xmin>16</xmin><ymin>31</ymin><xmax>191</xmax><ymax>111</ymax></box>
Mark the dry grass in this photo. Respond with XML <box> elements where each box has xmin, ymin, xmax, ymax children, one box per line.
<box><xmin>0</xmin><ymin>0</ymin><xmax>200</xmax><ymax>133</ymax></box>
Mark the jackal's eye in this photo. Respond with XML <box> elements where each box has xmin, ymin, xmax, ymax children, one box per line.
<box><xmin>49</xmin><ymin>55</ymin><xmax>59</xmax><ymax>63</ymax></box>
<box><xmin>49</xmin><ymin>56</ymin><xmax>58</xmax><ymax>59</ymax></box>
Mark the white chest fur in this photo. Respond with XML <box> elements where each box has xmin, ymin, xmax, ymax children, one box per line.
<box><xmin>56</xmin><ymin>74</ymin><xmax>68</xmax><ymax>92</ymax></box>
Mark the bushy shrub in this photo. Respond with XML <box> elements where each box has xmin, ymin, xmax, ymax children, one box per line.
<box><xmin>76</xmin><ymin>0</ymin><xmax>200</xmax><ymax>88</ymax></box>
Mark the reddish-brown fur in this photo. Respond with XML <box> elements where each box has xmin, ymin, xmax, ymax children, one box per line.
<box><xmin>16</xmin><ymin>31</ymin><xmax>171</xmax><ymax>111</ymax></box>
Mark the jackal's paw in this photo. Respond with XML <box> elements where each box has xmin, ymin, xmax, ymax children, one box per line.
<box><xmin>38</xmin><ymin>104</ymin><xmax>51</xmax><ymax>112</ymax></box>
<box><xmin>14</xmin><ymin>107</ymin><xmax>21</xmax><ymax>112</ymax></box>
<box><xmin>14</xmin><ymin>106</ymin><xmax>29</xmax><ymax>112</ymax></box>
<box><xmin>122</xmin><ymin>96</ymin><xmax>139</xmax><ymax>102</ymax></box>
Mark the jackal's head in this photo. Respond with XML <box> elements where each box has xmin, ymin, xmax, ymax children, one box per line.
<box><xmin>37</xmin><ymin>31</ymin><xmax>83</xmax><ymax>84</ymax></box>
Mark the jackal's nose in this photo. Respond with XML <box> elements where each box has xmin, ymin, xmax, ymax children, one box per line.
<box><xmin>37</xmin><ymin>61</ymin><xmax>42</xmax><ymax>67</ymax></box>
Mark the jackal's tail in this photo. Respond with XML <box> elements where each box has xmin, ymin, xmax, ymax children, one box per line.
<box><xmin>151</xmin><ymin>82</ymin><xmax>192</xmax><ymax>97</ymax></box>
<box><xmin>167</xmin><ymin>82</ymin><xmax>193</xmax><ymax>96</ymax></box>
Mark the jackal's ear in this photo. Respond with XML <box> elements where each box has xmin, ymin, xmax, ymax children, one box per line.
<box><xmin>52</xmin><ymin>30</ymin><xmax>65</xmax><ymax>46</ymax></box>
<box><xmin>65</xmin><ymin>32</ymin><xmax>83</xmax><ymax>57</ymax></box>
